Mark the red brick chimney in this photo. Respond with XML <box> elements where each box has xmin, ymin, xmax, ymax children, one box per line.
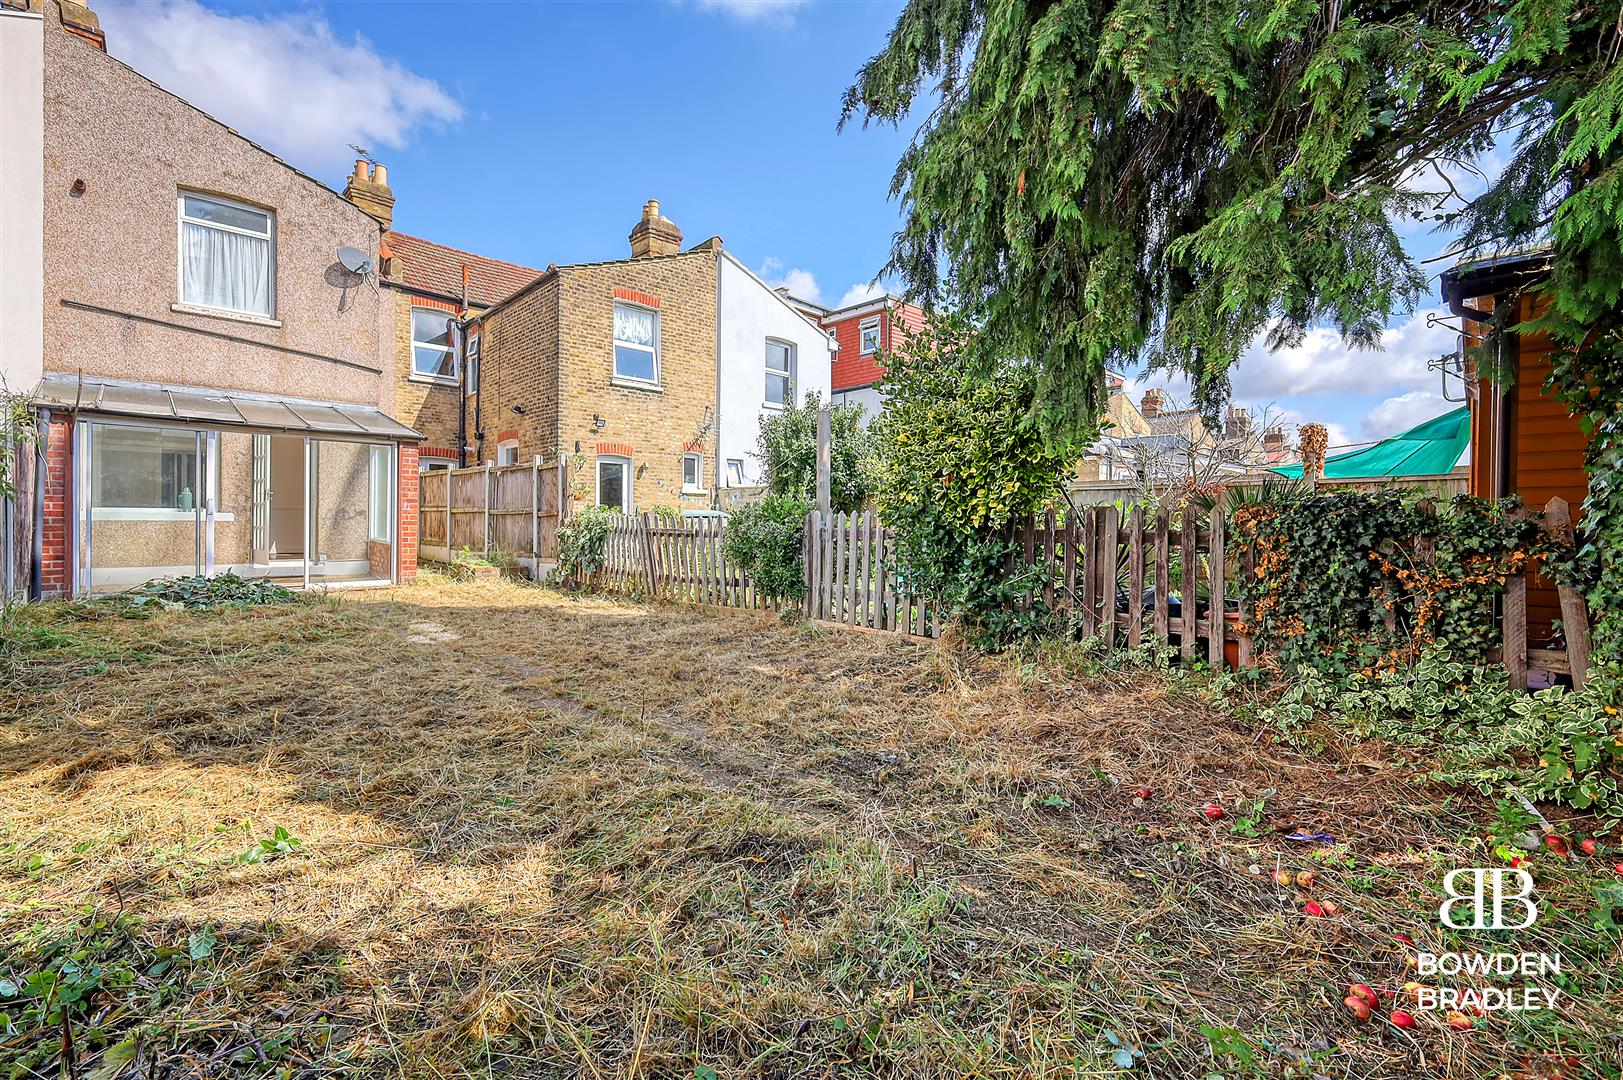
<box><xmin>629</xmin><ymin>199</ymin><xmax>683</xmax><ymax>258</ymax></box>
<box><xmin>342</xmin><ymin>159</ymin><xmax>394</xmax><ymax>230</ymax></box>
<box><xmin>1263</xmin><ymin>427</ymin><xmax>1286</xmax><ymax>463</ymax></box>
<box><xmin>1140</xmin><ymin>388</ymin><xmax>1165</xmax><ymax>418</ymax></box>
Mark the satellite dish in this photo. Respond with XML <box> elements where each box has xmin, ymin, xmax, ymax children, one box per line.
<box><xmin>337</xmin><ymin>245</ymin><xmax>372</xmax><ymax>274</ymax></box>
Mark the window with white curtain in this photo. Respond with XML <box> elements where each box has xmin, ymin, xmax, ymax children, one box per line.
<box><xmin>178</xmin><ymin>193</ymin><xmax>274</xmax><ymax>317</ymax></box>
<box><xmin>368</xmin><ymin>445</ymin><xmax>392</xmax><ymax>543</ymax></box>
<box><xmin>411</xmin><ymin>309</ymin><xmax>458</xmax><ymax>381</ymax></box>
<box><xmin>612</xmin><ymin>302</ymin><xmax>659</xmax><ymax>383</ymax></box>
<box><xmin>765</xmin><ymin>340</ymin><xmax>795</xmax><ymax>406</ymax></box>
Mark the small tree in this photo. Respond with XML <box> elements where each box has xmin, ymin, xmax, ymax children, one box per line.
<box><xmin>872</xmin><ymin>308</ymin><xmax>1085</xmax><ymax>645</ymax></box>
<box><xmin>755</xmin><ymin>391</ymin><xmax>871</xmax><ymax>513</ymax></box>
<box><xmin>0</xmin><ymin>386</ymin><xmax>39</xmax><ymax>503</ymax></box>
<box><xmin>722</xmin><ymin>494</ymin><xmax>812</xmax><ymax>601</ymax></box>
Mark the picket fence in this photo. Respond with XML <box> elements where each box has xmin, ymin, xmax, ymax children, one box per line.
<box><xmin>568</xmin><ymin>496</ymin><xmax>1591</xmax><ymax>687</ymax></box>
<box><xmin>579</xmin><ymin>511</ymin><xmax>941</xmax><ymax>637</ymax></box>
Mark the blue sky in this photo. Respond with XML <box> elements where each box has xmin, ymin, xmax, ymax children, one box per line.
<box><xmin>97</xmin><ymin>0</ymin><xmax>1476</xmax><ymax>453</ymax></box>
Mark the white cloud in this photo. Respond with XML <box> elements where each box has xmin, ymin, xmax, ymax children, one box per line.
<box><xmin>836</xmin><ymin>281</ymin><xmax>887</xmax><ymax>308</ymax></box>
<box><xmin>757</xmin><ymin>258</ymin><xmax>821</xmax><ymax>303</ymax></box>
<box><xmin>1361</xmin><ymin>390</ymin><xmax>1453</xmax><ymax>440</ymax></box>
<box><xmin>1231</xmin><ymin>308</ymin><xmax>1455</xmax><ymax>398</ymax></box>
<box><xmin>692</xmin><ymin>0</ymin><xmax>808</xmax><ymax>23</ymax></box>
<box><xmin>97</xmin><ymin>0</ymin><xmax>462</xmax><ymax>177</ymax></box>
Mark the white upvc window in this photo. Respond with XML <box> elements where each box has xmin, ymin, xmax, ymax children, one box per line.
<box><xmin>765</xmin><ymin>340</ymin><xmax>795</xmax><ymax>407</ymax></box>
<box><xmin>497</xmin><ymin>440</ymin><xmax>520</xmax><ymax>466</ymax></box>
<box><xmin>725</xmin><ymin>459</ymin><xmax>746</xmax><ymax>487</ymax></box>
<box><xmin>411</xmin><ymin>308</ymin><xmax>458</xmax><ymax>382</ymax></box>
<box><xmin>612</xmin><ymin>302</ymin><xmax>659</xmax><ymax>384</ymax></box>
<box><xmin>420</xmin><ymin>456</ymin><xmax>455</xmax><ymax>473</ymax></box>
<box><xmin>368</xmin><ymin>445</ymin><xmax>392</xmax><ymax>543</ymax></box>
<box><xmin>177</xmin><ymin>192</ymin><xmax>275</xmax><ymax>318</ymax></box>
<box><xmin>682</xmin><ymin>452</ymin><xmax>703</xmax><ymax>493</ymax></box>
<box><xmin>859</xmin><ymin>316</ymin><xmax>881</xmax><ymax>356</ymax></box>
<box><xmin>596</xmin><ymin>455</ymin><xmax>632</xmax><ymax>512</ymax></box>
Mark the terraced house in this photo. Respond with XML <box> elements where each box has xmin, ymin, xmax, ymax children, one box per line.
<box><xmin>470</xmin><ymin>200</ymin><xmax>832</xmax><ymax>515</ymax></box>
<box><xmin>5</xmin><ymin>0</ymin><xmax>424</xmax><ymax>597</ymax></box>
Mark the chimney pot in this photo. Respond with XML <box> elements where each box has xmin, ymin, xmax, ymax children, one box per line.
<box><xmin>629</xmin><ymin>198</ymin><xmax>683</xmax><ymax>258</ymax></box>
<box><xmin>342</xmin><ymin>159</ymin><xmax>394</xmax><ymax>230</ymax></box>
<box><xmin>353</xmin><ymin>159</ymin><xmax>368</xmax><ymax>179</ymax></box>
<box><xmin>1140</xmin><ymin>388</ymin><xmax>1164</xmax><ymax>418</ymax></box>
<box><xmin>372</xmin><ymin>163</ymin><xmax>388</xmax><ymax>186</ymax></box>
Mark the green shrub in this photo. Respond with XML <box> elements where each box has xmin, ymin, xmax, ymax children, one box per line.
<box><xmin>756</xmin><ymin>391</ymin><xmax>872</xmax><ymax>512</ymax></box>
<box><xmin>722</xmin><ymin>495</ymin><xmax>811</xmax><ymax>601</ymax></box>
<box><xmin>1256</xmin><ymin>655</ymin><xmax>1623</xmax><ymax>819</ymax></box>
<box><xmin>123</xmin><ymin>573</ymin><xmax>296</xmax><ymax>610</ymax></box>
<box><xmin>871</xmin><ymin>308</ymin><xmax>1086</xmax><ymax>647</ymax></box>
<box><xmin>555</xmin><ymin>505</ymin><xmax>620</xmax><ymax>580</ymax></box>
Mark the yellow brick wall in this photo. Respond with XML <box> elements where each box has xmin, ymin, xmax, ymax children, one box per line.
<box><xmin>558</xmin><ymin>252</ymin><xmax>716</xmax><ymax>513</ymax></box>
<box><xmin>388</xmin><ymin>289</ymin><xmax>464</xmax><ymax>457</ymax></box>
<box><xmin>476</xmin><ymin>251</ymin><xmax>718</xmax><ymax>515</ymax></box>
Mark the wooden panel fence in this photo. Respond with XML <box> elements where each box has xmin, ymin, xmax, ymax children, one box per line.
<box><xmin>418</xmin><ymin>458</ymin><xmax>563</xmax><ymax>569</ymax></box>
<box><xmin>804</xmin><ymin>511</ymin><xmax>940</xmax><ymax>636</ymax></box>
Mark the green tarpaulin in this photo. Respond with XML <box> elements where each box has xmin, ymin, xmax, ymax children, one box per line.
<box><xmin>1272</xmin><ymin>406</ymin><xmax>1469</xmax><ymax>479</ymax></box>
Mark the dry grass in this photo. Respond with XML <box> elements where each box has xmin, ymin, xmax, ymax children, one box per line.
<box><xmin>1</xmin><ymin>576</ymin><xmax>1619</xmax><ymax>1078</ymax></box>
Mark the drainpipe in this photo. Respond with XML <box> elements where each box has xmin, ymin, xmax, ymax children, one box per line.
<box><xmin>458</xmin><ymin>263</ymin><xmax>472</xmax><ymax>468</ymax></box>
<box><xmin>29</xmin><ymin>410</ymin><xmax>47</xmax><ymax>601</ymax></box>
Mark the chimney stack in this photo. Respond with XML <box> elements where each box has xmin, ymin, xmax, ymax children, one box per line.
<box><xmin>1262</xmin><ymin>428</ymin><xmax>1286</xmax><ymax>462</ymax></box>
<box><xmin>629</xmin><ymin>199</ymin><xmax>683</xmax><ymax>258</ymax></box>
<box><xmin>342</xmin><ymin>159</ymin><xmax>394</xmax><ymax>230</ymax></box>
<box><xmin>56</xmin><ymin>1</ymin><xmax>106</xmax><ymax>50</ymax></box>
<box><xmin>1140</xmin><ymin>388</ymin><xmax>1164</xmax><ymax>418</ymax></box>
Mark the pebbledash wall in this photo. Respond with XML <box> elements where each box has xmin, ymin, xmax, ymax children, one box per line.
<box><xmin>34</xmin><ymin>1</ymin><xmax>417</xmax><ymax>595</ymax></box>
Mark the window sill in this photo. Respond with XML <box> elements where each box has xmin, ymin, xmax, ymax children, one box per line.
<box><xmin>89</xmin><ymin>508</ymin><xmax>236</xmax><ymax>522</ymax></box>
<box><xmin>681</xmin><ymin>487</ymin><xmax>708</xmax><ymax>497</ymax></box>
<box><xmin>171</xmin><ymin>302</ymin><xmax>280</xmax><ymax>328</ymax></box>
<box><xmin>761</xmin><ymin>401</ymin><xmax>787</xmax><ymax>412</ymax></box>
<box><xmin>610</xmin><ymin>377</ymin><xmax>663</xmax><ymax>393</ymax></box>
<box><xmin>408</xmin><ymin>374</ymin><xmax>460</xmax><ymax>388</ymax></box>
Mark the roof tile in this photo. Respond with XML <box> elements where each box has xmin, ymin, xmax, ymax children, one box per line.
<box><xmin>383</xmin><ymin>231</ymin><xmax>542</xmax><ymax>309</ymax></box>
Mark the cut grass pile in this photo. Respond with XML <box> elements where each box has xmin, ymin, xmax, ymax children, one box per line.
<box><xmin>1</xmin><ymin>577</ymin><xmax>1619</xmax><ymax>1078</ymax></box>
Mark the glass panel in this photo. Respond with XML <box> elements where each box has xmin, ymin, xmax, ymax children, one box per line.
<box><xmin>212</xmin><ymin>429</ymin><xmax>262</xmax><ymax>574</ymax></box>
<box><xmin>598</xmin><ymin>461</ymin><xmax>625</xmax><ymax>511</ymax></box>
<box><xmin>614</xmin><ymin>345</ymin><xmax>655</xmax><ymax>382</ymax></box>
<box><xmin>369</xmin><ymin>445</ymin><xmax>392</xmax><ymax>542</ymax></box>
<box><xmin>414</xmin><ymin>345</ymin><xmax>455</xmax><ymax>379</ymax></box>
<box><xmin>766</xmin><ymin>342</ymin><xmax>791</xmax><ymax>373</ymax></box>
<box><xmin>182</xmin><ymin>195</ymin><xmax>271</xmax><ymax>235</ymax></box>
<box><xmin>766</xmin><ymin>372</ymin><xmax>789</xmax><ymax>405</ymax></box>
<box><xmin>309</xmin><ymin>439</ymin><xmax>391</xmax><ymax>586</ymax></box>
<box><xmin>81</xmin><ymin>422</ymin><xmax>202</xmax><ymax>594</ymax></box>
<box><xmin>412</xmin><ymin>309</ymin><xmax>453</xmax><ymax>348</ymax></box>
<box><xmin>613</xmin><ymin>304</ymin><xmax>655</xmax><ymax>346</ymax></box>
<box><xmin>683</xmin><ymin>455</ymin><xmax>699</xmax><ymax>488</ymax></box>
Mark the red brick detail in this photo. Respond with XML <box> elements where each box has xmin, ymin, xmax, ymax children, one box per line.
<box><xmin>596</xmin><ymin>441</ymin><xmax>635</xmax><ymax>458</ymax></box>
<box><xmin>682</xmin><ymin>439</ymin><xmax>703</xmax><ymax>453</ymax></box>
<box><xmin>397</xmin><ymin>444</ymin><xmax>419</xmax><ymax>583</ymax></box>
<box><xmin>611</xmin><ymin>287</ymin><xmax>661</xmax><ymax>309</ymax></box>
<box><xmin>496</xmin><ymin>428</ymin><xmax>519</xmax><ymax>444</ymax></box>
<box><xmin>39</xmin><ymin>414</ymin><xmax>73</xmax><ymax>599</ymax></box>
<box><xmin>411</xmin><ymin>296</ymin><xmax>462</xmax><ymax>315</ymax></box>
<box><xmin>420</xmin><ymin>445</ymin><xmax>458</xmax><ymax>461</ymax></box>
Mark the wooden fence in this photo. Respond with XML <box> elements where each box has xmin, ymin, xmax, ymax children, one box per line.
<box><xmin>578</xmin><ymin>512</ymin><xmax>940</xmax><ymax>637</ymax></box>
<box><xmin>1008</xmin><ymin>495</ymin><xmax>1593</xmax><ymax>688</ymax></box>
<box><xmin>419</xmin><ymin>459</ymin><xmax>563</xmax><ymax>569</ymax></box>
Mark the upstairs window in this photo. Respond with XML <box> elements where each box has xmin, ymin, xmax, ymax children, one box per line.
<box><xmin>765</xmin><ymin>340</ymin><xmax>795</xmax><ymax>406</ymax></box>
<box><xmin>178</xmin><ymin>193</ymin><xmax>274</xmax><ymax>317</ymax></box>
<box><xmin>859</xmin><ymin>316</ymin><xmax>881</xmax><ymax>356</ymax></box>
<box><xmin>411</xmin><ymin>309</ymin><xmax>457</xmax><ymax>381</ymax></box>
<box><xmin>613</xmin><ymin>302</ymin><xmax>659</xmax><ymax>383</ymax></box>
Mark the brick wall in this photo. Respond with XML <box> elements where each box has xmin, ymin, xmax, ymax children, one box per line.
<box><xmin>390</xmin><ymin>290</ymin><xmax>464</xmax><ymax>457</ymax></box>
<box><xmin>39</xmin><ymin>414</ymin><xmax>71</xmax><ymax>598</ymax></box>
<box><xmin>557</xmin><ymin>252</ymin><xmax>717</xmax><ymax>513</ymax></box>
<box><xmin>397</xmin><ymin>442</ymin><xmax>418</xmax><ymax>582</ymax></box>
<box><xmin>479</xmin><ymin>276</ymin><xmax>561</xmax><ymax>469</ymax></box>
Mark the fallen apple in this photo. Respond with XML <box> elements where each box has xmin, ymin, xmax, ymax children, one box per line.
<box><xmin>1390</xmin><ymin>1010</ymin><xmax>1417</xmax><ymax>1029</ymax></box>
<box><xmin>1579</xmin><ymin>838</ymin><xmax>1598</xmax><ymax>856</ymax></box>
<box><xmin>1303</xmin><ymin>900</ymin><xmax>1326</xmax><ymax>917</ymax></box>
<box><xmin>1203</xmin><ymin>803</ymin><xmax>1225</xmax><ymax>820</ymax></box>
<box><xmin>1445</xmin><ymin>1010</ymin><xmax>1473</xmax><ymax>1031</ymax></box>
<box><xmin>1545</xmin><ymin>835</ymin><xmax>1569</xmax><ymax>855</ymax></box>
<box><xmin>1273</xmin><ymin>869</ymin><xmax>1295</xmax><ymax>886</ymax></box>
<box><xmin>1133</xmin><ymin>787</ymin><xmax>1152</xmax><ymax>800</ymax></box>
<box><xmin>1393</xmin><ymin>932</ymin><xmax>1416</xmax><ymax>946</ymax></box>
<box><xmin>1343</xmin><ymin>995</ymin><xmax>1372</xmax><ymax>1021</ymax></box>
<box><xmin>1295</xmin><ymin>870</ymin><xmax>1317</xmax><ymax>889</ymax></box>
<box><xmin>1348</xmin><ymin>984</ymin><xmax>1379</xmax><ymax>1009</ymax></box>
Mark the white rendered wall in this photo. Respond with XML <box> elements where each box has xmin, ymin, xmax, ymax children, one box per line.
<box><xmin>0</xmin><ymin>7</ymin><xmax>44</xmax><ymax>396</ymax></box>
<box><xmin>716</xmin><ymin>253</ymin><xmax>833</xmax><ymax>488</ymax></box>
<box><xmin>832</xmin><ymin>385</ymin><xmax>885</xmax><ymax>423</ymax></box>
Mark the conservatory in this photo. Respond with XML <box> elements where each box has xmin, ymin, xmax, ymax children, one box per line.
<box><xmin>37</xmin><ymin>375</ymin><xmax>420</xmax><ymax>595</ymax></box>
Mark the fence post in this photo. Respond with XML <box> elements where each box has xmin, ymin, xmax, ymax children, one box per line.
<box><xmin>483</xmin><ymin>462</ymin><xmax>494</xmax><ymax>557</ymax></box>
<box><xmin>1207</xmin><ymin>492</ymin><xmax>1226</xmax><ymax>669</ymax></box>
<box><xmin>639</xmin><ymin>512</ymin><xmax>658</xmax><ymax>598</ymax></box>
<box><xmin>816</xmin><ymin>408</ymin><xmax>832</xmax><ymax>514</ymax></box>
<box><xmin>1503</xmin><ymin>570</ymin><xmax>1528</xmax><ymax>691</ymax></box>
<box><xmin>531</xmin><ymin>456</ymin><xmax>541</xmax><ymax>567</ymax></box>
<box><xmin>446</xmin><ymin>473</ymin><xmax>453</xmax><ymax>558</ymax></box>
<box><xmin>1542</xmin><ymin>497</ymin><xmax>1591</xmax><ymax>689</ymax></box>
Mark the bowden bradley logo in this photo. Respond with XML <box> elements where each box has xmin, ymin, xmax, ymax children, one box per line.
<box><xmin>1439</xmin><ymin>867</ymin><xmax>1538</xmax><ymax>930</ymax></box>
<box><xmin>1413</xmin><ymin>867</ymin><xmax>1563</xmax><ymax>1015</ymax></box>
